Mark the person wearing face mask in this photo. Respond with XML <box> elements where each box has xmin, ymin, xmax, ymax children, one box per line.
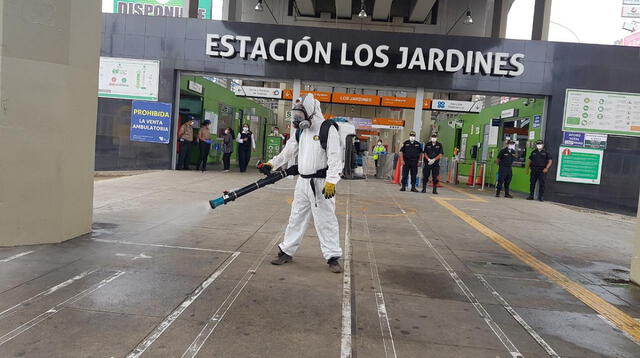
<box><xmin>422</xmin><ymin>133</ymin><xmax>444</xmax><ymax>194</ymax></box>
<box><xmin>177</xmin><ymin>116</ymin><xmax>195</xmax><ymax>170</ymax></box>
<box><xmin>270</xmin><ymin>126</ymin><xmax>285</xmax><ymax>140</ymax></box>
<box><xmin>526</xmin><ymin>140</ymin><xmax>553</xmax><ymax>201</ymax></box>
<box><xmin>259</xmin><ymin>94</ymin><xmax>344</xmax><ymax>273</ymax></box>
<box><xmin>237</xmin><ymin>124</ymin><xmax>256</xmax><ymax>173</ymax></box>
<box><xmin>399</xmin><ymin>130</ymin><xmax>422</xmax><ymax>192</ymax></box>
<box><xmin>197</xmin><ymin>120</ymin><xmax>212</xmax><ymax>172</ymax></box>
<box><xmin>221</xmin><ymin>127</ymin><xmax>234</xmax><ymax>172</ymax></box>
<box><xmin>496</xmin><ymin>140</ymin><xmax>517</xmax><ymax>198</ymax></box>
<box><xmin>372</xmin><ymin>140</ymin><xmax>386</xmax><ymax>168</ymax></box>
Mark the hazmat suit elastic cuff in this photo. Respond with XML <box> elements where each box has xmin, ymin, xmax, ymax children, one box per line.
<box><xmin>325</xmin><ymin>178</ymin><xmax>339</xmax><ymax>185</ymax></box>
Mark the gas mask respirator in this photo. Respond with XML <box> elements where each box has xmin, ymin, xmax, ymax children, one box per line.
<box><xmin>292</xmin><ymin>102</ymin><xmax>312</xmax><ymax>130</ymax></box>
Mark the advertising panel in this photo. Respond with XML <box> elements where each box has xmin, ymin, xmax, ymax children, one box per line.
<box><xmin>130</xmin><ymin>101</ymin><xmax>172</xmax><ymax>144</ymax></box>
<box><xmin>98</xmin><ymin>57</ymin><xmax>160</xmax><ymax>101</ymax></box>
<box><xmin>105</xmin><ymin>0</ymin><xmax>212</xmax><ymax>19</ymax></box>
<box><xmin>381</xmin><ymin>96</ymin><xmax>415</xmax><ymax>108</ymax></box>
<box><xmin>556</xmin><ymin>146</ymin><xmax>603</xmax><ymax>184</ymax></box>
<box><xmin>562</xmin><ymin>88</ymin><xmax>640</xmax><ymax>136</ymax></box>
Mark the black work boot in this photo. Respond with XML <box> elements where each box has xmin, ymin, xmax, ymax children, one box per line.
<box><xmin>526</xmin><ymin>196</ymin><xmax>534</xmax><ymax>200</ymax></box>
<box><xmin>495</xmin><ymin>190</ymin><xmax>501</xmax><ymax>197</ymax></box>
<box><xmin>538</xmin><ymin>197</ymin><xmax>544</xmax><ymax>202</ymax></box>
<box><xmin>421</xmin><ymin>185</ymin><xmax>427</xmax><ymax>193</ymax></box>
<box><xmin>271</xmin><ymin>248</ymin><xmax>292</xmax><ymax>265</ymax></box>
<box><xmin>504</xmin><ymin>192</ymin><xmax>513</xmax><ymax>198</ymax></box>
<box><xmin>432</xmin><ymin>187</ymin><xmax>438</xmax><ymax>195</ymax></box>
<box><xmin>411</xmin><ymin>186</ymin><xmax>419</xmax><ymax>193</ymax></box>
<box><xmin>400</xmin><ymin>186</ymin><xmax>406</xmax><ymax>192</ymax></box>
<box><xmin>328</xmin><ymin>257</ymin><xmax>343</xmax><ymax>273</ymax></box>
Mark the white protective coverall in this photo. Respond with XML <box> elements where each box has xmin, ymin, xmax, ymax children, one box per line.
<box><xmin>269</xmin><ymin>95</ymin><xmax>343</xmax><ymax>260</ymax></box>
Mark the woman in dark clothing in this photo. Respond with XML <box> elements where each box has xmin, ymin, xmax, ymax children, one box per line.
<box><xmin>197</xmin><ymin>120</ymin><xmax>212</xmax><ymax>172</ymax></box>
<box><xmin>222</xmin><ymin>127</ymin><xmax>234</xmax><ymax>172</ymax></box>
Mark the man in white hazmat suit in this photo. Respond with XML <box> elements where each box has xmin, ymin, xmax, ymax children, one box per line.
<box><xmin>259</xmin><ymin>94</ymin><xmax>343</xmax><ymax>273</ymax></box>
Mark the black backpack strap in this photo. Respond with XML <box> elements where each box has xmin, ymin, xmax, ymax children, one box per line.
<box><xmin>295</xmin><ymin>128</ymin><xmax>302</xmax><ymax>143</ymax></box>
<box><xmin>319</xmin><ymin>120</ymin><xmax>339</xmax><ymax>150</ymax></box>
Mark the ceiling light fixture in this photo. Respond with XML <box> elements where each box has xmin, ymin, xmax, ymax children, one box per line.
<box><xmin>463</xmin><ymin>10</ymin><xmax>473</xmax><ymax>25</ymax></box>
<box><xmin>358</xmin><ymin>0</ymin><xmax>367</xmax><ymax>19</ymax></box>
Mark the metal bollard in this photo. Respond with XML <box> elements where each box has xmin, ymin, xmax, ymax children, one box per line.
<box><xmin>480</xmin><ymin>163</ymin><xmax>486</xmax><ymax>191</ymax></box>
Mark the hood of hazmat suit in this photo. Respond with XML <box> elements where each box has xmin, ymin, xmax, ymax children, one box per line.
<box><xmin>269</xmin><ymin>94</ymin><xmax>343</xmax><ymax>185</ymax></box>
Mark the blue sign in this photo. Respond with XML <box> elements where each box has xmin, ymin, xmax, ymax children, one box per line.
<box><xmin>533</xmin><ymin>115</ymin><xmax>541</xmax><ymax>128</ymax></box>
<box><xmin>130</xmin><ymin>101</ymin><xmax>172</xmax><ymax>144</ymax></box>
<box><xmin>563</xmin><ymin>131</ymin><xmax>585</xmax><ymax>147</ymax></box>
<box><xmin>436</xmin><ymin>100</ymin><xmax>446</xmax><ymax>109</ymax></box>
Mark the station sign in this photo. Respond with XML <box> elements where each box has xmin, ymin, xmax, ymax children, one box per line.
<box><xmin>624</xmin><ymin>0</ymin><xmax>640</xmax><ymax>4</ymax></box>
<box><xmin>332</xmin><ymin>93</ymin><xmax>381</xmax><ymax>106</ymax></box>
<box><xmin>233</xmin><ymin>86</ymin><xmax>282</xmax><ymax>99</ymax></box>
<box><xmin>371</xmin><ymin>118</ymin><xmax>405</xmax><ymax>129</ymax></box>
<box><xmin>432</xmin><ymin>100</ymin><xmax>483</xmax><ymax>113</ymax></box>
<box><xmin>282</xmin><ymin>90</ymin><xmax>332</xmax><ymax>102</ymax></box>
<box><xmin>188</xmin><ymin>80</ymin><xmax>203</xmax><ymax>94</ymax></box>
<box><xmin>205</xmin><ymin>35</ymin><xmax>525</xmax><ymax>77</ymax></box>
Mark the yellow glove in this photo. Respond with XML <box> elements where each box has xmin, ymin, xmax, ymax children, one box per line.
<box><xmin>323</xmin><ymin>182</ymin><xmax>336</xmax><ymax>199</ymax></box>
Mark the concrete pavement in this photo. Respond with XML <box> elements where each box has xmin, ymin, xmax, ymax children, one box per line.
<box><xmin>0</xmin><ymin>170</ymin><xmax>639</xmax><ymax>357</ymax></box>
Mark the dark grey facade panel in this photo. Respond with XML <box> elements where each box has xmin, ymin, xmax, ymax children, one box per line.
<box><xmin>98</xmin><ymin>14</ymin><xmax>640</xmax><ymax>214</ymax></box>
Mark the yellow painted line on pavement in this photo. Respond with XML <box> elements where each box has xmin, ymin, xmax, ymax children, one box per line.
<box><xmin>433</xmin><ymin>196</ymin><xmax>640</xmax><ymax>343</ymax></box>
<box><xmin>443</xmin><ymin>185</ymin><xmax>487</xmax><ymax>202</ymax></box>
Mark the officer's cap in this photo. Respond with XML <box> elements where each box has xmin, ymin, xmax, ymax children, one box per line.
<box><xmin>535</xmin><ymin>139</ymin><xmax>544</xmax><ymax>144</ymax></box>
<box><xmin>409</xmin><ymin>131</ymin><xmax>416</xmax><ymax>136</ymax></box>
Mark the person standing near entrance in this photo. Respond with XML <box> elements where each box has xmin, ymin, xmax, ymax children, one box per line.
<box><xmin>237</xmin><ymin>124</ymin><xmax>255</xmax><ymax>172</ymax></box>
<box><xmin>496</xmin><ymin>140</ymin><xmax>517</xmax><ymax>198</ymax></box>
<box><xmin>373</xmin><ymin>140</ymin><xmax>386</xmax><ymax>168</ymax></box>
<box><xmin>422</xmin><ymin>133</ymin><xmax>444</xmax><ymax>194</ymax></box>
<box><xmin>221</xmin><ymin>127</ymin><xmax>234</xmax><ymax>172</ymax></box>
<box><xmin>400</xmin><ymin>130</ymin><xmax>422</xmax><ymax>192</ymax></box>
<box><xmin>197</xmin><ymin>120</ymin><xmax>212</xmax><ymax>172</ymax></box>
<box><xmin>178</xmin><ymin>117</ymin><xmax>195</xmax><ymax>170</ymax></box>
<box><xmin>527</xmin><ymin>140</ymin><xmax>553</xmax><ymax>201</ymax></box>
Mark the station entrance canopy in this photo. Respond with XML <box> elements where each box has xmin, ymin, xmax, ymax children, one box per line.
<box><xmin>100</xmin><ymin>14</ymin><xmax>640</xmax><ymax>213</ymax></box>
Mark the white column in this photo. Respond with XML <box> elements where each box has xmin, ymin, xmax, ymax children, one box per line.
<box><xmin>413</xmin><ymin>88</ymin><xmax>425</xmax><ymax>138</ymax></box>
<box><xmin>631</xmin><ymin>194</ymin><xmax>640</xmax><ymax>284</ymax></box>
<box><xmin>292</xmin><ymin>79</ymin><xmax>301</xmax><ymax>101</ymax></box>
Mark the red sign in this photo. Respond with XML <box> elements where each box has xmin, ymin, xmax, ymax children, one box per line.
<box><xmin>562</xmin><ymin>148</ymin><xmax>572</xmax><ymax>156</ymax></box>
<box><xmin>623</xmin><ymin>31</ymin><xmax>640</xmax><ymax>47</ymax></box>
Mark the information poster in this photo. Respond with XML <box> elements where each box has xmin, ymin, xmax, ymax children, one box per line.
<box><xmin>130</xmin><ymin>101</ymin><xmax>172</xmax><ymax>144</ymax></box>
<box><xmin>563</xmin><ymin>132</ymin><xmax>585</xmax><ymax>146</ymax></box>
<box><xmin>265</xmin><ymin>136</ymin><xmax>283</xmax><ymax>162</ymax></box>
<box><xmin>562</xmin><ymin>88</ymin><xmax>640</xmax><ymax>136</ymax></box>
<box><xmin>556</xmin><ymin>146</ymin><xmax>603</xmax><ymax>184</ymax></box>
<box><xmin>99</xmin><ymin>57</ymin><xmax>160</xmax><ymax>101</ymax></box>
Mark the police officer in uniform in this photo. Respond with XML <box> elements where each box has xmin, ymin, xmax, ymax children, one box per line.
<box><xmin>400</xmin><ymin>130</ymin><xmax>422</xmax><ymax>192</ymax></box>
<box><xmin>496</xmin><ymin>140</ymin><xmax>517</xmax><ymax>198</ymax></box>
<box><xmin>527</xmin><ymin>140</ymin><xmax>553</xmax><ymax>201</ymax></box>
<box><xmin>422</xmin><ymin>133</ymin><xmax>444</xmax><ymax>194</ymax></box>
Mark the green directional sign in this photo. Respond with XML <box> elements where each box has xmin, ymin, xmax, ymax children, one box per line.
<box><xmin>556</xmin><ymin>146</ymin><xmax>603</xmax><ymax>184</ymax></box>
<box><xmin>265</xmin><ymin>136</ymin><xmax>283</xmax><ymax>162</ymax></box>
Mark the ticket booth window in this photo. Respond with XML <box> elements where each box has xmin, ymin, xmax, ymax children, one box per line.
<box><xmin>502</xmin><ymin>118</ymin><xmax>529</xmax><ymax>167</ymax></box>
